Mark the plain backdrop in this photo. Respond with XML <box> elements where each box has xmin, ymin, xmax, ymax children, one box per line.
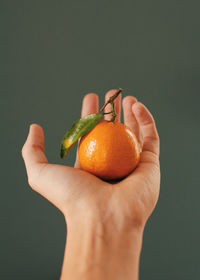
<box><xmin>1</xmin><ymin>1</ymin><xmax>200</xmax><ymax>279</ymax></box>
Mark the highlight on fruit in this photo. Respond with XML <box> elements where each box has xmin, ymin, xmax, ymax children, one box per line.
<box><xmin>60</xmin><ymin>89</ymin><xmax>141</xmax><ymax>180</ymax></box>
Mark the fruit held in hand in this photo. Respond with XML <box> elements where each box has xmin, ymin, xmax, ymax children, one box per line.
<box><xmin>60</xmin><ymin>88</ymin><xmax>141</xmax><ymax>181</ymax></box>
<box><xmin>78</xmin><ymin>120</ymin><xmax>140</xmax><ymax>180</ymax></box>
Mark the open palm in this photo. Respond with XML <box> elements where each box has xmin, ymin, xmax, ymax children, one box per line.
<box><xmin>22</xmin><ymin>89</ymin><xmax>160</xmax><ymax>229</ymax></box>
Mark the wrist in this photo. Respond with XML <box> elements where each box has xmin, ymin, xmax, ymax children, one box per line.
<box><xmin>61</xmin><ymin>214</ymin><xmax>144</xmax><ymax>280</ymax></box>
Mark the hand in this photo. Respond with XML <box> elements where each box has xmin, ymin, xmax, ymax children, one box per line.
<box><xmin>22</xmin><ymin>89</ymin><xmax>160</xmax><ymax>227</ymax></box>
<box><xmin>22</xmin><ymin>89</ymin><xmax>160</xmax><ymax>279</ymax></box>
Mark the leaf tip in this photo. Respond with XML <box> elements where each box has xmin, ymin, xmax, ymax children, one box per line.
<box><xmin>60</xmin><ymin>145</ymin><xmax>66</xmax><ymax>159</ymax></box>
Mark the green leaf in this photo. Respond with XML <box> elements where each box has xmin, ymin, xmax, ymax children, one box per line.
<box><xmin>60</xmin><ymin>113</ymin><xmax>103</xmax><ymax>159</ymax></box>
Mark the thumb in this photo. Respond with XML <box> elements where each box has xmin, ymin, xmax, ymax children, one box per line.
<box><xmin>22</xmin><ymin>124</ymin><xmax>95</xmax><ymax>212</ymax></box>
<box><xmin>22</xmin><ymin>124</ymin><xmax>48</xmax><ymax>184</ymax></box>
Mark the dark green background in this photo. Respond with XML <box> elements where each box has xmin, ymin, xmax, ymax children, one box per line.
<box><xmin>1</xmin><ymin>0</ymin><xmax>199</xmax><ymax>279</ymax></box>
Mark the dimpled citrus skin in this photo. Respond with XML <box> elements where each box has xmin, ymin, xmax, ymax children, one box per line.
<box><xmin>78</xmin><ymin>120</ymin><xmax>141</xmax><ymax>180</ymax></box>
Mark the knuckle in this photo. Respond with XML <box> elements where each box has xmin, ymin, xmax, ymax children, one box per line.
<box><xmin>30</xmin><ymin>143</ymin><xmax>43</xmax><ymax>151</ymax></box>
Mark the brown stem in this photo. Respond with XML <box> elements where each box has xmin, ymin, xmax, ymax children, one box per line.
<box><xmin>100</xmin><ymin>88</ymin><xmax>122</xmax><ymax>112</ymax></box>
<box><xmin>110</xmin><ymin>102</ymin><xmax>117</xmax><ymax>122</ymax></box>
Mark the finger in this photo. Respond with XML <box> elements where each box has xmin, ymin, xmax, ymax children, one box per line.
<box><xmin>74</xmin><ymin>93</ymin><xmax>99</xmax><ymax>168</ymax></box>
<box><xmin>121</xmin><ymin>103</ymin><xmax>160</xmax><ymax>216</ymax></box>
<box><xmin>122</xmin><ymin>96</ymin><xmax>142</xmax><ymax>147</ymax></box>
<box><xmin>104</xmin><ymin>89</ymin><xmax>122</xmax><ymax>122</ymax></box>
<box><xmin>81</xmin><ymin>93</ymin><xmax>99</xmax><ymax>117</ymax></box>
<box><xmin>132</xmin><ymin>102</ymin><xmax>160</xmax><ymax>158</ymax></box>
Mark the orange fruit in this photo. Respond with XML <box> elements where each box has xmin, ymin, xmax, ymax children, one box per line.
<box><xmin>78</xmin><ymin>120</ymin><xmax>141</xmax><ymax>180</ymax></box>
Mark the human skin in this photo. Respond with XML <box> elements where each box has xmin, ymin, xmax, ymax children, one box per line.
<box><xmin>22</xmin><ymin>89</ymin><xmax>160</xmax><ymax>280</ymax></box>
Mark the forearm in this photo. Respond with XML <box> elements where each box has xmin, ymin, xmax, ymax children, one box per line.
<box><xmin>60</xmin><ymin>217</ymin><xmax>144</xmax><ymax>280</ymax></box>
